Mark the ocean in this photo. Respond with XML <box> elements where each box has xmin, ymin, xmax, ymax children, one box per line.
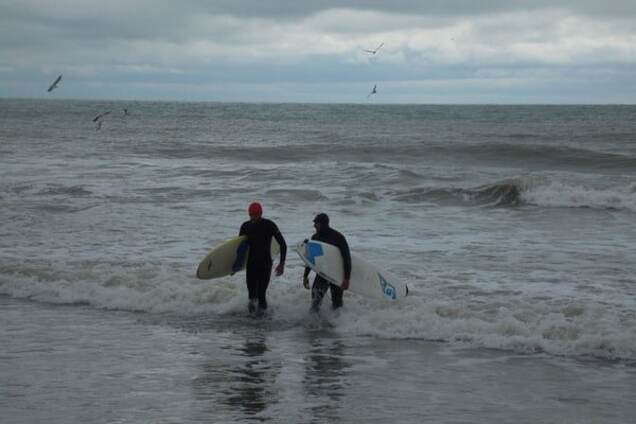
<box><xmin>1</xmin><ymin>99</ymin><xmax>635</xmax><ymax>423</ymax></box>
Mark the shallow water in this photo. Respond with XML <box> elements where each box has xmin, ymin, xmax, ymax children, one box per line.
<box><xmin>2</xmin><ymin>297</ymin><xmax>635</xmax><ymax>424</ymax></box>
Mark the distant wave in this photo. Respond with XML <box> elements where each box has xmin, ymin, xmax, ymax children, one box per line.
<box><xmin>392</xmin><ymin>177</ymin><xmax>535</xmax><ymax>207</ymax></box>
<box><xmin>430</xmin><ymin>143</ymin><xmax>636</xmax><ymax>172</ymax></box>
<box><xmin>37</xmin><ymin>185</ymin><xmax>93</xmax><ymax>197</ymax></box>
<box><xmin>523</xmin><ymin>181</ymin><xmax>636</xmax><ymax>212</ymax></box>
<box><xmin>464</xmin><ymin>179</ymin><xmax>531</xmax><ymax>206</ymax></box>
<box><xmin>1</xmin><ymin>183</ymin><xmax>93</xmax><ymax>198</ymax></box>
<box><xmin>130</xmin><ymin>138</ymin><xmax>636</xmax><ymax>174</ymax></box>
<box><xmin>265</xmin><ymin>188</ymin><xmax>328</xmax><ymax>202</ymax></box>
<box><xmin>392</xmin><ymin>176</ymin><xmax>636</xmax><ymax>212</ymax></box>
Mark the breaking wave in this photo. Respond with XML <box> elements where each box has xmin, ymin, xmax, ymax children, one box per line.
<box><xmin>1</xmin><ymin>259</ymin><xmax>635</xmax><ymax>361</ymax></box>
<box><xmin>522</xmin><ymin>182</ymin><xmax>636</xmax><ymax>212</ymax></box>
<box><xmin>392</xmin><ymin>177</ymin><xmax>636</xmax><ymax>212</ymax></box>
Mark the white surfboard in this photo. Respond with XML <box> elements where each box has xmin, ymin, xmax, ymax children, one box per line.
<box><xmin>196</xmin><ymin>236</ymin><xmax>280</xmax><ymax>280</ymax></box>
<box><xmin>294</xmin><ymin>239</ymin><xmax>408</xmax><ymax>300</ymax></box>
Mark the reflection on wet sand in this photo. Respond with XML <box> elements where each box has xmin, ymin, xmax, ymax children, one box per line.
<box><xmin>303</xmin><ymin>338</ymin><xmax>351</xmax><ymax>423</ymax></box>
<box><xmin>192</xmin><ymin>335</ymin><xmax>280</xmax><ymax>422</ymax></box>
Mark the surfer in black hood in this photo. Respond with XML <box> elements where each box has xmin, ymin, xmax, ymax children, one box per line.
<box><xmin>303</xmin><ymin>213</ymin><xmax>351</xmax><ymax>312</ymax></box>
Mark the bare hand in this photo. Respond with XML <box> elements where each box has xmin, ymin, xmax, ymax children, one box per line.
<box><xmin>341</xmin><ymin>279</ymin><xmax>350</xmax><ymax>290</ymax></box>
<box><xmin>275</xmin><ymin>263</ymin><xmax>284</xmax><ymax>276</ymax></box>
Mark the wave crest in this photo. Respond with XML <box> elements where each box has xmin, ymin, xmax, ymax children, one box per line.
<box><xmin>523</xmin><ymin>181</ymin><xmax>636</xmax><ymax>212</ymax></box>
<box><xmin>392</xmin><ymin>177</ymin><xmax>535</xmax><ymax>207</ymax></box>
<box><xmin>392</xmin><ymin>176</ymin><xmax>636</xmax><ymax>212</ymax></box>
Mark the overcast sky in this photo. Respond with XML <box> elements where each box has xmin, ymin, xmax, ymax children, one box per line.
<box><xmin>1</xmin><ymin>0</ymin><xmax>635</xmax><ymax>103</ymax></box>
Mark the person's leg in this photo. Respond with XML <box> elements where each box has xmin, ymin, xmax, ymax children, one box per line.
<box><xmin>257</xmin><ymin>264</ymin><xmax>272</xmax><ymax>311</ymax></box>
<box><xmin>330</xmin><ymin>283</ymin><xmax>343</xmax><ymax>309</ymax></box>
<box><xmin>311</xmin><ymin>276</ymin><xmax>330</xmax><ymax>313</ymax></box>
<box><xmin>245</xmin><ymin>266</ymin><xmax>258</xmax><ymax>312</ymax></box>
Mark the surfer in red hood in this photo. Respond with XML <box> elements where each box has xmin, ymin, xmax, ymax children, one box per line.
<box><xmin>239</xmin><ymin>202</ymin><xmax>287</xmax><ymax>315</ymax></box>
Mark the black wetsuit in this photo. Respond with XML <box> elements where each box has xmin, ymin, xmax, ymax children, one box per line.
<box><xmin>303</xmin><ymin>226</ymin><xmax>351</xmax><ymax>311</ymax></box>
<box><xmin>239</xmin><ymin>218</ymin><xmax>287</xmax><ymax>310</ymax></box>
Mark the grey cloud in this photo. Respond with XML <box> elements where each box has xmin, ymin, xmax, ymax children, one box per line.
<box><xmin>1</xmin><ymin>0</ymin><xmax>635</xmax><ymax>103</ymax></box>
<box><xmin>186</xmin><ymin>0</ymin><xmax>636</xmax><ymax>19</ymax></box>
<box><xmin>0</xmin><ymin>3</ymin><xmax>193</xmax><ymax>48</ymax></box>
<box><xmin>2</xmin><ymin>1</ymin><xmax>635</xmax><ymax>50</ymax></box>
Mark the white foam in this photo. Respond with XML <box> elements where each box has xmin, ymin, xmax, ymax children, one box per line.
<box><xmin>2</xmin><ymin>259</ymin><xmax>635</xmax><ymax>361</ymax></box>
<box><xmin>328</xmin><ymin>282</ymin><xmax>636</xmax><ymax>361</ymax></box>
<box><xmin>522</xmin><ymin>181</ymin><xmax>636</xmax><ymax>212</ymax></box>
<box><xmin>0</xmin><ymin>260</ymin><xmax>312</xmax><ymax>318</ymax></box>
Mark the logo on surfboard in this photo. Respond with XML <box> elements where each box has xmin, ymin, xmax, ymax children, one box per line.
<box><xmin>378</xmin><ymin>273</ymin><xmax>397</xmax><ymax>300</ymax></box>
<box><xmin>305</xmin><ymin>241</ymin><xmax>324</xmax><ymax>265</ymax></box>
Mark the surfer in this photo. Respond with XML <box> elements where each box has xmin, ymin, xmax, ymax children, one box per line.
<box><xmin>303</xmin><ymin>213</ymin><xmax>351</xmax><ymax>312</ymax></box>
<box><xmin>239</xmin><ymin>202</ymin><xmax>287</xmax><ymax>314</ymax></box>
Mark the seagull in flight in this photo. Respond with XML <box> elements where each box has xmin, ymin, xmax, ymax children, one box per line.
<box><xmin>92</xmin><ymin>111</ymin><xmax>111</xmax><ymax>122</ymax></box>
<box><xmin>367</xmin><ymin>84</ymin><xmax>377</xmax><ymax>98</ymax></box>
<box><xmin>363</xmin><ymin>43</ymin><xmax>384</xmax><ymax>55</ymax></box>
<box><xmin>93</xmin><ymin>111</ymin><xmax>111</xmax><ymax>130</ymax></box>
<box><xmin>47</xmin><ymin>74</ymin><xmax>62</xmax><ymax>92</ymax></box>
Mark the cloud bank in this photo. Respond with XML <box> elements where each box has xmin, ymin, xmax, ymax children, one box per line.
<box><xmin>1</xmin><ymin>0</ymin><xmax>635</xmax><ymax>102</ymax></box>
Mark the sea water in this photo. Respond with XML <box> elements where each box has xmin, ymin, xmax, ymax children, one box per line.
<box><xmin>1</xmin><ymin>99</ymin><xmax>635</xmax><ymax>423</ymax></box>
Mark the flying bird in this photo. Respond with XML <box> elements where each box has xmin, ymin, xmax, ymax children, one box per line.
<box><xmin>93</xmin><ymin>110</ymin><xmax>111</xmax><ymax>130</ymax></box>
<box><xmin>47</xmin><ymin>74</ymin><xmax>63</xmax><ymax>92</ymax></box>
<box><xmin>363</xmin><ymin>43</ymin><xmax>384</xmax><ymax>55</ymax></box>
<box><xmin>92</xmin><ymin>111</ymin><xmax>111</xmax><ymax>122</ymax></box>
<box><xmin>367</xmin><ymin>84</ymin><xmax>377</xmax><ymax>98</ymax></box>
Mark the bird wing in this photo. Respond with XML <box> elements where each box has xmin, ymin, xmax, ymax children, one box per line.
<box><xmin>375</xmin><ymin>43</ymin><xmax>384</xmax><ymax>52</ymax></box>
<box><xmin>93</xmin><ymin>111</ymin><xmax>111</xmax><ymax>122</ymax></box>
<box><xmin>47</xmin><ymin>74</ymin><xmax>62</xmax><ymax>92</ymax></box>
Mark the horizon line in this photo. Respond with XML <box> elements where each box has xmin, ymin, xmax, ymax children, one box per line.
<box><xmin>1</xmin><ymin>96</ymin><xmax>635</xmax><ymax>107</ymax></box>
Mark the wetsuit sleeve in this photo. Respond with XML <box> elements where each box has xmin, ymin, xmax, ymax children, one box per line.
<box><xmin>337</xmin><ymin>234</ymin><xmax>352</xmax><ymax>280</ymax></box>
<box><xmin>273</xmin><ymin>227</ymin><xmax>287</xmax><ymax>264</ymax></box>
<box><xmin>239</xmin><ymin>222</ymin><xmax>247</xmax><ymax>236</ymax></box>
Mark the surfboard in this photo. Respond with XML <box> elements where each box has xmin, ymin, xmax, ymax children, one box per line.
<box><xmin>294</xmin><ymin>239</ymin><xmax>408</xmax><ymax>300</ymax></box>
<box><xmin>196</xmin><ymin>236</ymin><xmax>281</xmax><ymax>280</ymax></box>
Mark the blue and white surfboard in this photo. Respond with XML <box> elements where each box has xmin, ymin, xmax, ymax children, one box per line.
<box><xmin>295</xmin><ymin>239</ymin><xmax>408</xmax><ymax>301</ymax></box>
